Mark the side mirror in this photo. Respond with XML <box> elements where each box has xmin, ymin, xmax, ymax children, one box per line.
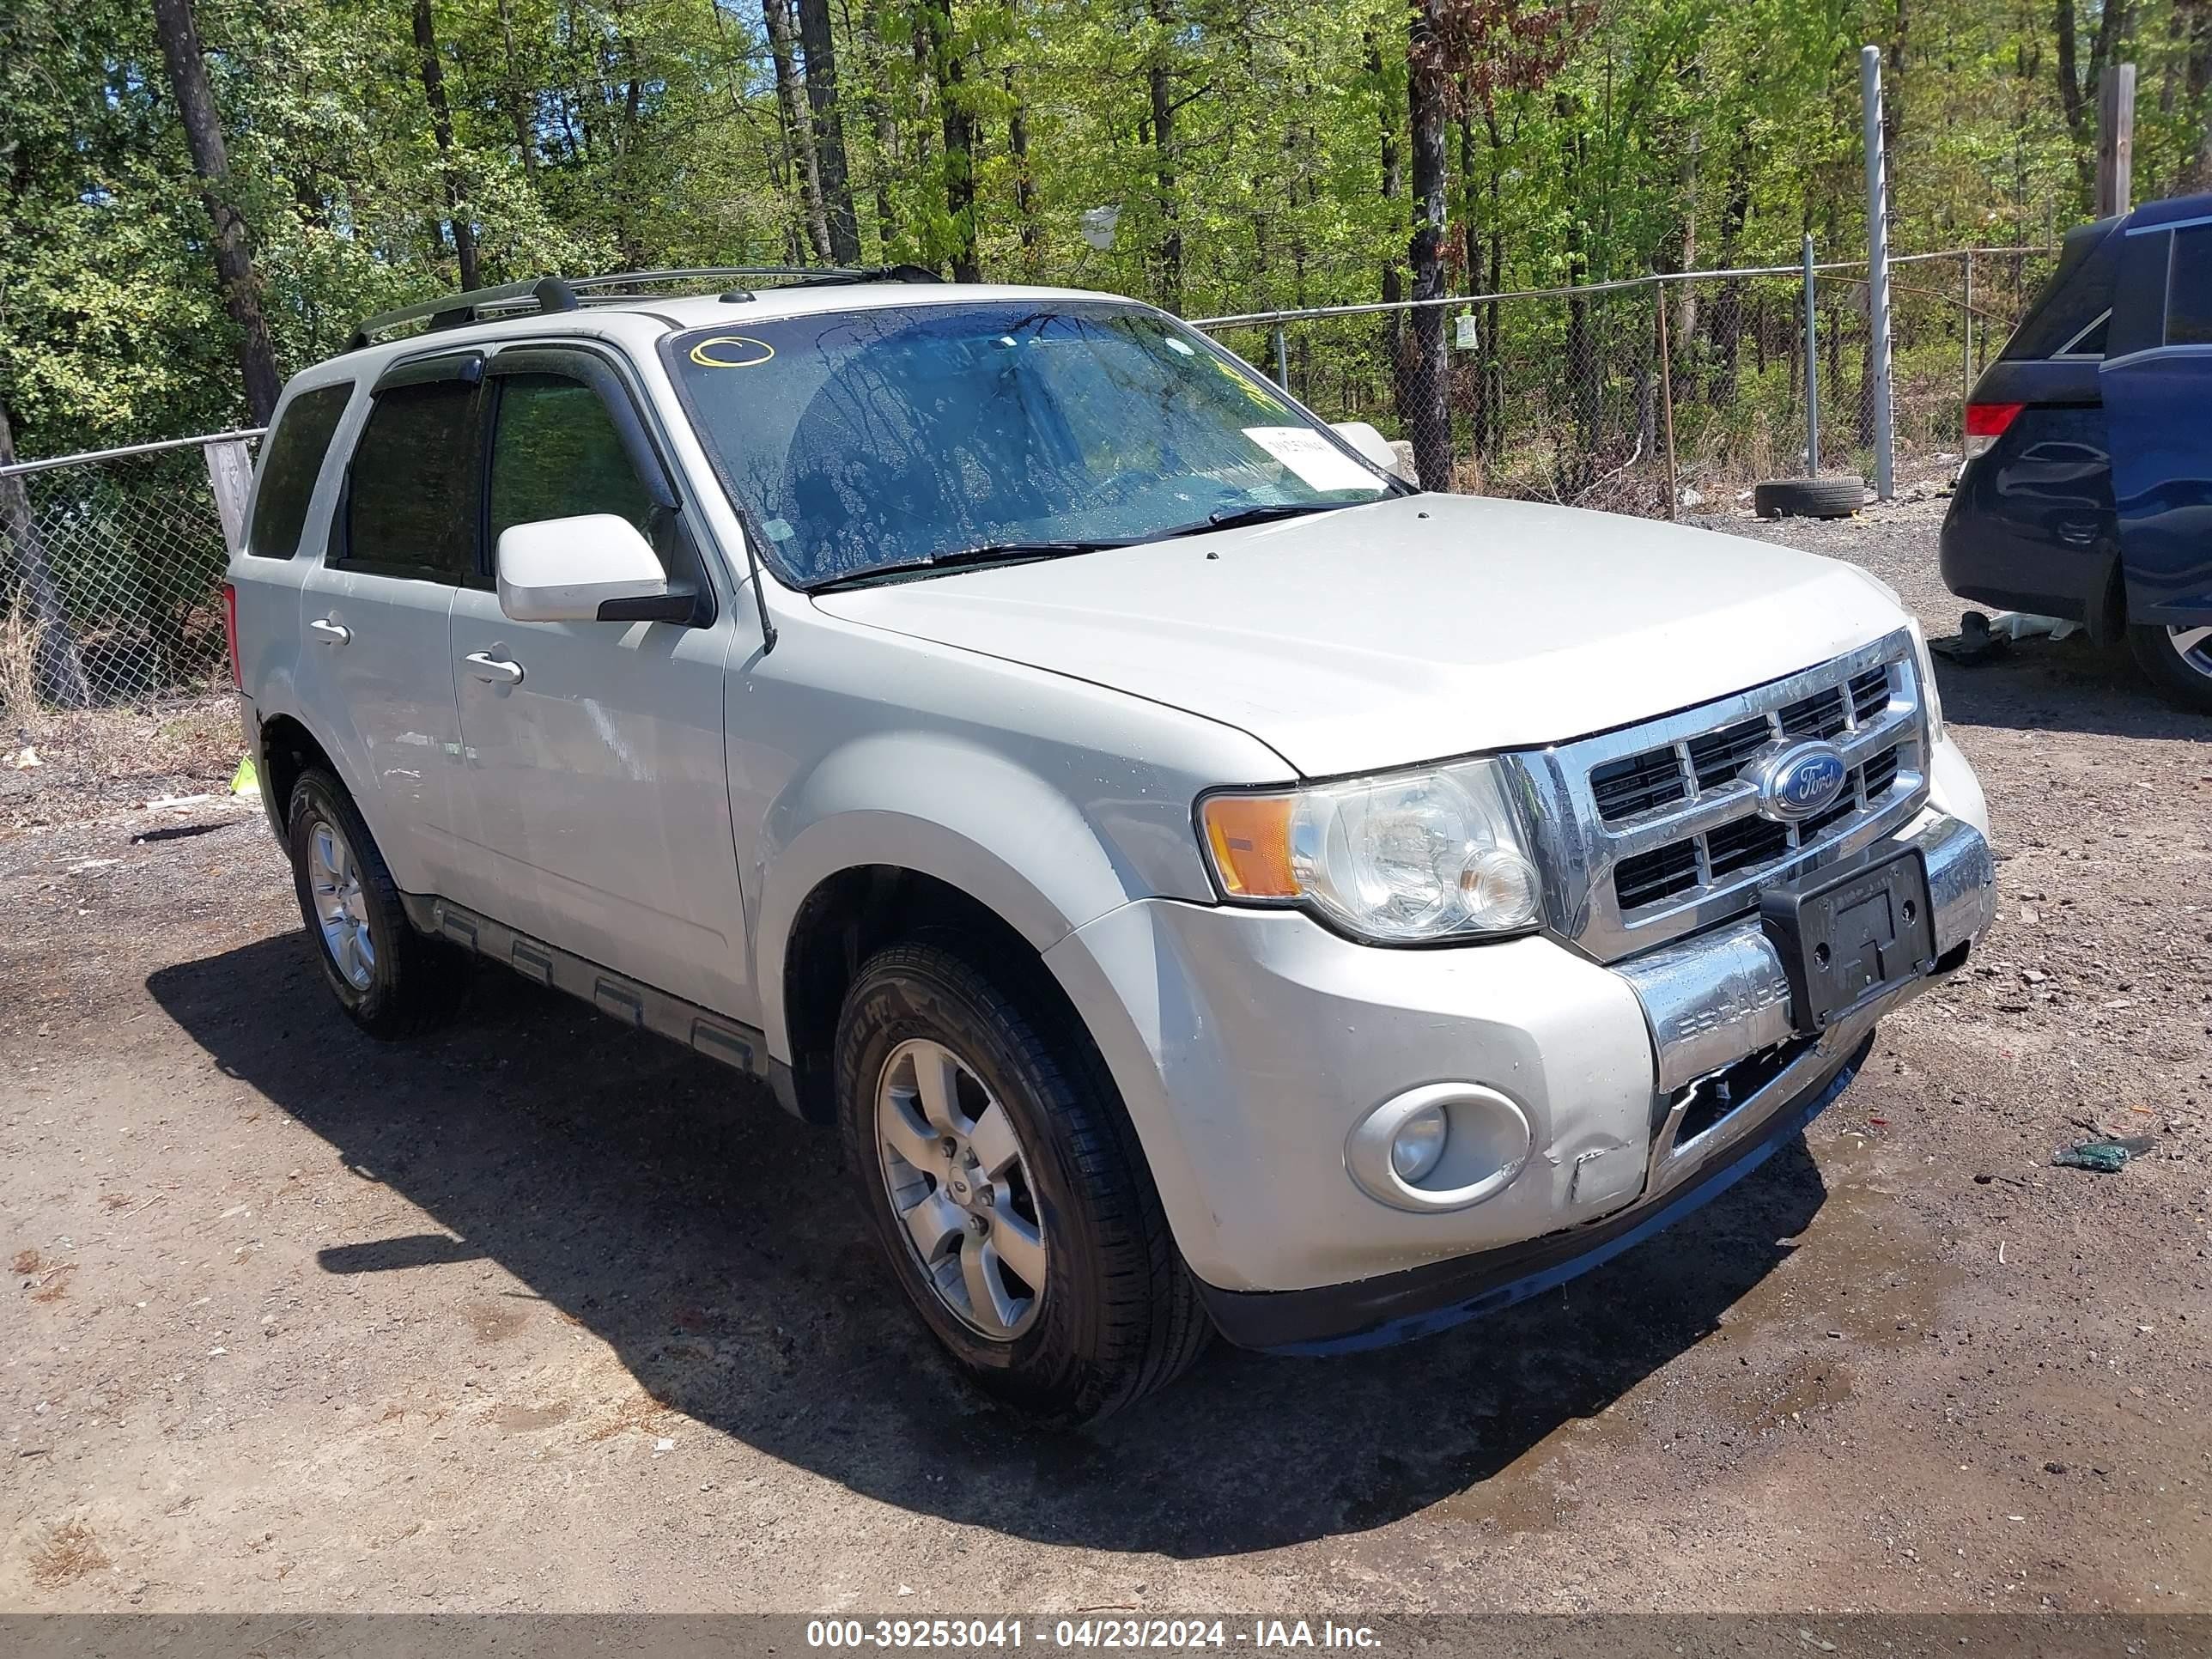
<box><xmin>495</xmin><ymin>514</ymin><xmax>688</xmax><ymax>623</ymax></box>
<box><xmin>1330</xmin><ymin>421</ymin><xmax>1413</xmax><ymax>483</ymax></box>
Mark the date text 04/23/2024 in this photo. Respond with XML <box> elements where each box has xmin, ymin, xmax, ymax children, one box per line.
<box><xmin>804</xmin><ymin>1620</ymin><xmax>1384</xmax><ymax>1651</ymax></box>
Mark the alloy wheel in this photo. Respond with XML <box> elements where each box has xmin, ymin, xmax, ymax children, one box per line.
<box><xmin>873</xmin><ymin>1036</ymin><xmax>1048</xmax><ymax>1340</ymax></box>
<box><xmin>307</xmin><ymin>817</ymin><xmax>375</xmax><ymax>991</ymax></box>
<box><xmin>2167</xmin><ymin>625</ymin><xmax>2212</xmax><ymax>680</ymax></box>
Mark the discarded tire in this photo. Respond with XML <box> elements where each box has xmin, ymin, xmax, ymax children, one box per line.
<box><xmin>1753</xmin><ymin>475</ymin><xmax>1865</xmax><ymax>520</ymax></box>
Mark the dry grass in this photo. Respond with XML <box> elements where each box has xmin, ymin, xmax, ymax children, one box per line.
<box><xmin>29</xmin><ymin>1522</ymin><xmax>110</xmax><ymax>1589</ymax></box>
<box><xmin>3</xmin><ymin>692</ymin><xmax>241</xmax><ymax>832</ymax></box>
<box><xmin>585</xmin><ymin>1391</ymin><xmax>672</xmax><ymax>1443</ymax></box>
<box><xmin>29</xmin><ymin>1263</ymin><xmax>76</xmax><ymax>1304</ymax></box>
<box><xmin>0</xmin><ymin>593</ymin><xmax>45</xmax><ymax>725</ymax></box>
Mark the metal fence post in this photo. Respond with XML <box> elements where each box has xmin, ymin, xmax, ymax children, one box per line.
<box><xmin>1656</xmin><ymin>289</ymin><xmax>1679</xmax><ymax>520</ymax></box>
<box><xmin>1802</xmin><ymin>234</ymin><xmax>1820</xmax><ymax>477</ymax></box>
<box><xmin>1861</xmin><ymin>45</ymin><xmax>1896</xmax><ymax>501</ymax></box>
<box><xmin>1961</xmin><ymin>250</ymin><xmax>1975</xmax><ymax>441</ymax></box>
<box><xmin>1272</xmin><ymin>325</ymin><xmax>1290</xmax><ymax>391</ymax></box>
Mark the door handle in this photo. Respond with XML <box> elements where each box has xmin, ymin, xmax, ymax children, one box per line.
<box><xmin>463</xmin><ymin>652</ymin><xmax>525</xmax><ymax>686</ymax></box>
<box><xmin>308</xmin><ymin>617</ymin><xmax>352</xmax><ymax>645</ymax></box>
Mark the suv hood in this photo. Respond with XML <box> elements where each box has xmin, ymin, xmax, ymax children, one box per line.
<box><xmin>810</xmin><ymin>493</ymin><xmax>1905</xmax><ymax>777</ymax></box>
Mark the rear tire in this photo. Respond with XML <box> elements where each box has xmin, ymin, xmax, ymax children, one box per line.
<box><xmin>1753</xmin><ymin>475</ymin><xmax>1866</xmax><ymax>520</ymax></box>
<box><xmin>2127</xmin><ymin>623</ymin><xmax>2212</xmax><ymax>713</ymax></box>
<box><xmin>285</xmin><ymin>769</ymin><xmax>468</xmax><ymax>1039</ymax></box>
<box><xmin>835</xmin><ymin>940</ymin><xmax>1208</xmax><ymax>1425</ymax></box>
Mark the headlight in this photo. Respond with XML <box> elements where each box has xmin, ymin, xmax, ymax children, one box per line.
<box><xmin>1199</xmin><ymin>758</ymin><xmax>1542</xmax><ymax>944</ymax></box>
<box><xmin>1906</xmin><ymin>618</ymin><xmax>1946</xmax><ymax>739</ymax></box>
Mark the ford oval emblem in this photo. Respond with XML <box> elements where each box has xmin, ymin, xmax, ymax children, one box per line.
<box><xmin>1752</xmin><ymin>742</ymin><xmax>1850</xmax><ymax>821</ymax></box>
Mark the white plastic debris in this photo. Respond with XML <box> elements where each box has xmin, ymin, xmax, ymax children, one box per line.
<box><xmin>653</xmin><ymin>1436</ymin><xmax>674</xmax><ymax>1453</ymax></box>
<box><xmin>1984</xmin><ymin>611</ymin><xmax>2082</xmax><ymax>643</ymax></box>
<box><xmin>7</xmin><ymin>746</ymin><xmax>41</xmax><ymax>769</ymax></box>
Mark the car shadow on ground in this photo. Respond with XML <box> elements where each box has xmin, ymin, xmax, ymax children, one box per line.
<box><xmin>1930</xmin><ymin>636</ymin><xmax>2201</xmax><ymax>740</ymax></box>
<box><xmin>148</xmin><ymin>933</ymin><xmax>1832</xmax><ymax>1559</ymax></box>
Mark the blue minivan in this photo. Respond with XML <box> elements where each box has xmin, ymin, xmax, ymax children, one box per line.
<box><xmin>1941</xmin><ymin>191</ymin><xmax>2212</xmax><ymax>711</ymax></box>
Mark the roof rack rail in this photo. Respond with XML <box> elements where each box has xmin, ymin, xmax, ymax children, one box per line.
<box><xmin>344</xmin><ymin>264</ymin><xmax>945</xmax><ymax>352</ymax></box>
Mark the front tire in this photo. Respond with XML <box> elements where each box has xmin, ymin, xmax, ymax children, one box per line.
<box><xmin>835</xmin><ymin>941</ymin><xmax>1208</xmax><ymax>1425</ymax></box>
<box><xmin>285</xmin><ymin>769</ymin><xmax>467</xmax><ymax>1039</ymax></box>
<box><xmin>2127</xmin><ymin>623</ymin><xmax>2212</xmax><ymax>713</ymax></box>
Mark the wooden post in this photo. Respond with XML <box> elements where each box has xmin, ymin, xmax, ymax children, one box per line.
<box><xmin>1656</xmin><ymin>289</ymin><xmax>1679</xmax><ymax>520</ymax></box>
<box><xmin>204</xmin><ymin>439</ymin><xmax>256</xmax><ymax>556</ymax></box>
<box><xmin>2095</xmin><ymin>64</ymin><xmax>2136</xmax><ymax>219</ymax></box>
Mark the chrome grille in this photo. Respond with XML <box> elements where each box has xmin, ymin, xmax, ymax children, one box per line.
<box><xmin>1503</xmin><ymin>629</ymin><xmax>1931</xmax><ymax>963</ymax></box>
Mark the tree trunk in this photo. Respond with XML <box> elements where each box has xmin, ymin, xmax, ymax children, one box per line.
<box><xmin>1482</xmin><ymin>104</ymin><xmax>1504</xmax><ymax>460</ymax></box>
<box><xmin>1146</xmin><ymin>0</ymin><xmax>1182</xmax><ymax>310</ymax></box>
<box><xmin>765</xmin><ymin>0</ymin><xmax>834</xmax><ymax>261</ymax></box>
<box><xmin>2185</xmin><ymin>0</ymin><xmax>2212</xmax><ymax>189</ymax></box>
<box><xmin>1405</xmin><ymin>1</ymin><xmax>1451</xmax><ymax>490</ymax></box>
<box><xmin>2057</xmin><ymin>0</ymin><xmax>2086</xmax><ymax>140</ymax></box>
<box><xmin>0</xmin><ymin>410</ymin><xmax>92</xmax><ymax>710</ymax></box>
<box><xmin>1555</xmin><ymin>93</ymin><xmax>1596</xmax><ymax>486</ymax></box>
<box><xmin>862</xmin><ymin>0</ymin><xmax>899</xmax><ymax>250</ymax></box>
<box><xmin>498</xmin><ymin>0</ymin><xmax>539</xmax><ymax>184</ymax></box>
<box><xmin>921</xmin><ymin>0</ymin><xmax>978</xmax><ymax>282</ymax></box>
<box><xmin>798</xmin><ymin>0</ymin><xmax>862</xmax><ymax>263</ymax></box>
<box><xmin>149</xmin><ymin>0</ymin><xmax>283</xmax><ymax>425</ymax></box>
<box><xmin>1676</xmin><ymin>132</ymin><xmax>1699</xmax><ymax>356</ymax></box>
<box><xmin>1371</xmin><ymin>45</ymin><xmax>1413</xmax><ymax>438</ymax></box>
<box><xmin>412</xmin><ymin>0</ymin><xmax>482</xmax><ymax>289</ymax></box>
<box><xmin>1706</xmin><ymin>136</ymin><xmax>1750</xmax><ymax>409</ymax></box>
<box><xmin>1007</xmin><ymin>68</ymin><xmax>1040</xmax><ymax>272</ymax></box>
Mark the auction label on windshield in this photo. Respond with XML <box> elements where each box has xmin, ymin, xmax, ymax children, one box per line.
<box><xmin>1241</xmin><ymin>427</ymin><xmax>1388</xmax><ymax>494</ymax></box>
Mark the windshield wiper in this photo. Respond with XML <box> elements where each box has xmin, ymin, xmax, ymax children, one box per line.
<box><xmin>807</xmin><ymin>538</ymin><xmax>1131</xmax><ymax>592</ymax></box>
<box><xmin>1151</xmin><ymin>501</ymin><xmax>1356</xmax><ymax>541</ymax></box>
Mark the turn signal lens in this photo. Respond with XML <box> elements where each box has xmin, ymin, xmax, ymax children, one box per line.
<box><xmin>1200</xmin><ymin>793</ymin><xmax>1297</xmax><ymax>899</ymax></box>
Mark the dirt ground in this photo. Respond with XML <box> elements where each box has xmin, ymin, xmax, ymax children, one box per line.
<box><xmin>2</xmin><ymin>499</ymin><xmax>2206</xmax><ymax>1617</ymax></box>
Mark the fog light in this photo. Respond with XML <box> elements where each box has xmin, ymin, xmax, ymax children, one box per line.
<box><xmin>1389</xmin><ymin>1105</ymin><xmax>1449</xmax><ymax>1182</ymax></box>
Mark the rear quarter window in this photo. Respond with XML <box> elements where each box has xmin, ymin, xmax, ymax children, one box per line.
<box><xmin>246</xmin><ymin>383</ymin><xmax>353</xmax><ymax>558</ymax></box>
<box><xmin>2001</xmin><ymin>220</ymin><xmax>2121</xmax><ymax>362</ymax></box>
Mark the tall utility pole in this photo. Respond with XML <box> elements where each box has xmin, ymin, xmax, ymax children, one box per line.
<box><xmin>2096</xmin><ymin>63</ymin><xmax>2137</xmax><ymax>218</ymax></box>
<box><xmin>1861</xmin><ymin>45</ymin><xmax>1895</xmax><ymax>502</ymax></box>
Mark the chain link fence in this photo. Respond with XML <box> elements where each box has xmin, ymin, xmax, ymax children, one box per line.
<box><xmin>1193</xmin><ymin>246</ymin><xmax>2055</xmax><ymax>514</ymax></box>
<box><xmin>0</xmin><ymin>245</ymin><xmax>2053</xmax><ymax>720</ymax></box>
<box><xmin>0</xmin><ymin>433</ymin><xmax>259</xmax><ymax>720</ymax></box>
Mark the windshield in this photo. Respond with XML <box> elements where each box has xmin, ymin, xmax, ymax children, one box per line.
<box><xmin>664</xmin><ymin>301</ymin><xmax>1391</xmax><ymax>587</ymax></box>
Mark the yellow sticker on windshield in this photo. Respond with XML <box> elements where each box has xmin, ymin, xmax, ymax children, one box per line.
<box><xmin>1209</xmin><ymin>356</ymin><xmax>1286</xmax><ymax>413</ymax></box>
<box><xmin>690</xmin><ymin>336</ymin><xmax>776</xmax><ymax>369</ymax></box>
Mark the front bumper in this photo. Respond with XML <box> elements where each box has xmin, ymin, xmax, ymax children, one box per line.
<box><xmin>1046</xmin><ymin>792</ymin><xmax>1996</xmax><ymax>1346</ymax></box>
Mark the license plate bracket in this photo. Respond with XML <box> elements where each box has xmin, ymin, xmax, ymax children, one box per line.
<box><xmin>1759</xmin><ymin>844</ymin><xmax>1937</xmax><ymax>1033</ymax></box>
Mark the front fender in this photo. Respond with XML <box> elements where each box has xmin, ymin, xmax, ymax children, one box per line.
<box><xmin>753</xmin><ymin>732</ymin><xmax>1188</xmax><ymax>1065</ymax></box>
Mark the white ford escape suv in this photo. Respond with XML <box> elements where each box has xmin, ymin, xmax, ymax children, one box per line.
<box><xmin>228</xmin><ymin>267</ymin><xmax>1996</xmax><ymax>1424</ymax></box>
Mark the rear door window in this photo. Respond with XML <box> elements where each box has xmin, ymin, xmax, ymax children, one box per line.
<box><xmin>339</xmin><ymin>380</ymin><xmax>482</xmax><ymax>582</ymax></box>
<box><xmin>246</xmin><ymin>383</ymin><xmax>352</xmax><ymax>558</ymax></box>
<box><xmin>2166</xmin><ymin>224</ymin><xmax>2212</xmax><ymax>346</ymax></box>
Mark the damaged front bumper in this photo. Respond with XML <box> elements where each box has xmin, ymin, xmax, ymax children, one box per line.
<box><xmin>1052</xmin><ymin>807</ymin><xmax>1995</xmax><ymax>1354</ymax></box>
<box><xmin>1188</xmin><ymin>811</ymin><xmax>1995</xmax><ymax>1352</ymax></box>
